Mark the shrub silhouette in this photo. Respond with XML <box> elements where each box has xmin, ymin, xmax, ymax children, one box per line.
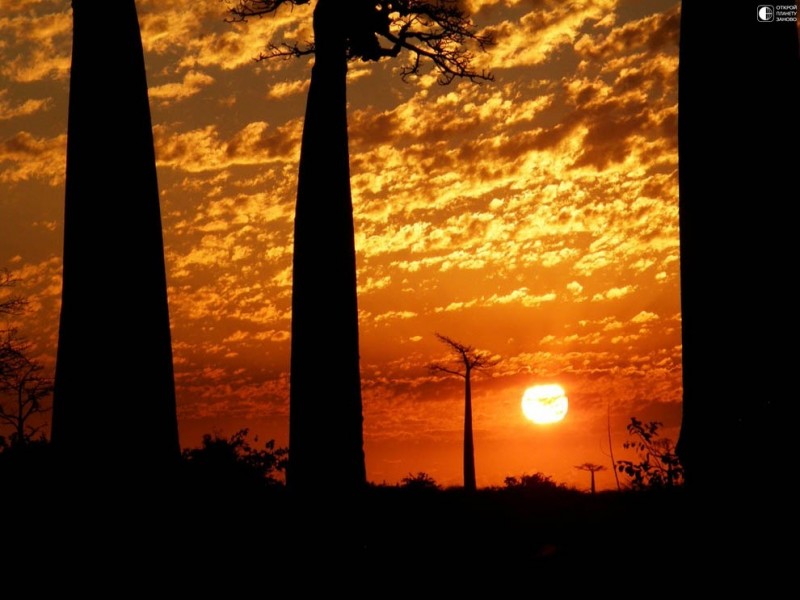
<box><xmin>618</xmin><ymin>418</ymin><xmax>684</xmax><ymax>489</ymax></box>
<box><xmin>400</xmin><ymin>472</ymin><xmax>440</xmax><ymax>491</ymax></box>
<box><xmin>181</xmin><ymin>429</ymin><xmax>288</xmax><ymax>493</ymax></box>
<box><xmin>503</xmin><ymin>472</ymin><xmax>563</xmax><ymax>492</ymax></box>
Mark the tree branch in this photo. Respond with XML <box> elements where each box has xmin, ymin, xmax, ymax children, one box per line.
<box><xmin>431</xmin><ymin>332</ymin><xmax>498</xmax><ymax>375</ymax></box>
<box><xmin>0</xmin><ymin>270</ymin><xmax>28</xmax><ymax>316</ymax></box>
<box><xmin>257</xmin><ymin>41</ymin><xmax>316</xmax><ymax>61</ymax></box>
<box><xmin>429</xmin><ymin>363</ymin><xmax>466</xmax><ymax>378</ymax></box>
<box><xmin>227</xmin><ymin>0</ymin><xmax>311</xmax><ymax>22</ymax></box>
<box><xmin>0</xmin><ymin>327</ymin><xmax>52</xmax><ymax>444</ymax></box>
<box><xmin>230</xmin><ymin>0</ymin><xmax>494</xmax><ymax>84</ymax></box>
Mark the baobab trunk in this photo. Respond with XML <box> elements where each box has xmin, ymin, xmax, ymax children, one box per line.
<box><xmin>288</xmin><ymin>0</ymin><xmax>367</xmax><ymax>496</ymax></box>
<box><xmin>52</xmin><ymin>0</ymin><xmax>179</xmax><ymax>478</ymax></box>
<box><xmin>676</xmin><ymin>1</ymin><xmax>798</xmax><ymax>496</ymax></box>
<box><xmin>463</xmin><ymin>369</ymin><xmax>476</xmax><ymax>491</ymax></box>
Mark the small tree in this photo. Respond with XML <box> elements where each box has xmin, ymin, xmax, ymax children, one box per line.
<box><xmin>400</xmin><ymin>471</ymin><xmax>439</xmax><ymax>491</ymax></box>
<box><xmin>0</xmin><ymin>272</ymin><xmax>52</xmax><ymax>447</ymax></box>
<box><xmin>575</xmin><ymin>463</ymin><xmax>605</xmax><ymax>495</ymax></box>
<box><xmin>0</xmin><ymin>333</ymin><xmax>53</xmax><ymax>446</ymax></box>
<box><xmin>430</xmin><ymin>333</ymin><xmax>497</xmax><ymax>492</ymax></box>
<box><xmin>618</xmin><ymin>418</ymin><xmax>684</xmax><ymax>489</ymax></box>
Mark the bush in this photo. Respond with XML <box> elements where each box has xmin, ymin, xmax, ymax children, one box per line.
<box><xmin>503</xmin><ymin>472</ymin><xmax>563</xmax><ymax>491</ymax></box>
<box><xmin>617</xmin><ymin>418</ymin><xmax>684</xmax><ymax>489</ymax></box>
<box><xmin>181</xmin><ymin>429</ymin><xmax>288</xmax><ymax>492</ymax></box>
<box><xmin>400</xmin><ymin>472</ymin><xmax>440</xmax><ymax>491</ymax></box>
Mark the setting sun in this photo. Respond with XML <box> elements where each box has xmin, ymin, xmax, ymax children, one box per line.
<box><xmin>522</xmin><ymin>385</ymin><xmax>569</xmax><ymax>425</ymax></box>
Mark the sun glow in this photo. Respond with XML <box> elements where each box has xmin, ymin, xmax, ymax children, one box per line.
<box><xmin>522</xmin><ymin>384</ymin><xmax>569</xmax><ymax>425</ymax></box>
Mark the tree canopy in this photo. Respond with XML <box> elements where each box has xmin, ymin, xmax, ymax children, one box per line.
<box><xmin>429</xmin><ymin>333</ymin><xmax>497</xmax><ymax>378</ymax></box>
<box><xmin>229</xmin><ymin>0</ymin><xmax>494</xmax><ymax>83</ymax></box>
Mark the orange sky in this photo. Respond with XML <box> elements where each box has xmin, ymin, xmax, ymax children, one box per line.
<box><xmin>0</xmin><ymin>0</ymin><xmax>682</xmax><ymax>490</ymax></box>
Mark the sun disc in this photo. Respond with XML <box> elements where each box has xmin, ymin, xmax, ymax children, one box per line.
<box><xmin>522</xmin><ymin>384</ymin><xmax>568</xmax><ymax>424</ymax></box>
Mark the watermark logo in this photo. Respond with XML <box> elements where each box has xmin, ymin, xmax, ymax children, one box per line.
<box><xmin>758</xmin><ymin>5</ymin><xmax>797</xmax><ymax>22</ymax></box>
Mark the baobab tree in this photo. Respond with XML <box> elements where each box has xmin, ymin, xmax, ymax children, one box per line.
<box><xmin>229</xmin><ymin>1</ymin><xmax>493</xmax><ymax>495</ymax></box>
<box><xmin>676</xmin><ymin>3</ymin><xmax>798</xmax><ymax>496</ymax></box>
<box><xmin>429</xmin><ymin>333</ymin><xmax>497</xmax><ymax>491</ymax></box>
<box><xmin>575</xmin><ymin>463</ymin><xmax>605</xmax><ymax>495</ymax></box>
<box><xmin>52</xmin><ymin>0</ymin><xmax>179</xmax><ymax>477</ymax></box>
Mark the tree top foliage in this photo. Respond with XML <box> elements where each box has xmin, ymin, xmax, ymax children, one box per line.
<box><xmin>618</xmin><ymin>417</ymin><xmax>684</xmax><ymax>489</ymax></box>
<box><xmin>429</xmin><ymin>332</ymin><xmax>498</xmax><ymax>377</ymax></box>
<box><xmin>229</xmin><ymin>0</ymin><xmax>494</xmax><ymax>84</ymax></box>
<box><xmin>575</xmin><ymin>463</ymin><xmax>606</xmax><ymax>472</ymax></box>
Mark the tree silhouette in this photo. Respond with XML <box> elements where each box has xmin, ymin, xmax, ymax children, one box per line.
<box><xmin>618</xmin><ymin>418</ymin><xmax>683</xmax><ymax>489</ymax></box>
<box><xmin>0</xmin><ymin>332</ymin><xmax>53</xmax><ymax>447</ymax></box>
<box><xmin>52</xmin><ymin>1</ymin><xmax>179</xmax><ymax>479</ymax></box>
<box><xmin>677</xmin><ymin>3</ymin><xmax>799</xmax><ymax>498</ymax></box>
<box><xmin>0</xmin><ymin>276</ymin><xmax>52</xmax><ymax>446</ymax></box>
<box><xmin>1</xmin><ymin>269</ymin><xmax>26</xmax><ymax>382</ymax></box>
<box><xmin>604</xmin><ymin>400</ymin><xmax>620</xmax><ymax>491</ymax></box>
<box><xmin>229</xmin><ymin>1</ymin><xmax>493</xmax><ymax>495</ymax></box>
<box><xmin>575</xmin><ymin>463</ymin><xmax>605</xmax><ymax>495</ymax></box>
<box><xmin>503</xmin><ymin>472</ymin><xmax>562</xmax><ymax>492</ymax></box>
<box><xmin>400</xmin><ymin>471</ymin><xmax>439</xmax><ymax>491</ymax></box>
<box><xmin>0</xmin><ymin>270</ymin><xmax>27</xmax><ymax>318</ymax></box>
<box><xmin>182</xmin><ymin>429</ymin><xmax>288</xmax><ymax>491</ymax></box>
<box><xmin>430</xmin><ymin>333</ymin><xmax>496</xmax><ymax>491</ymax></box>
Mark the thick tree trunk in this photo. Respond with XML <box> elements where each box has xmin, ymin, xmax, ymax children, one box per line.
<box><xmin>52</xmin><ymin>0</ymin><xmax>179</xmax><ymax>480</ymax></box>
<box><xmin>677</xmin><ymin>4</ymin><xmax>798</xmax><ymax>575</ymax></box>
<box><xmin>677</xmin><ymin>1</ymin><xmax>798</xmax><ymax>496</ymax></box>
<box><xmin>463</xmin><ymin>370</ymin><xmax>476</xmax><ymax>491</ymax></box>
<box><xmin>288</xmin><ymin>0</ymin><xmax>366</xmax><ymax>496</ymax></box>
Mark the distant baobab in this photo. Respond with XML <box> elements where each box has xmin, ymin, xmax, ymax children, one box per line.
<box><xmin>430</xmin><ymin>333</ymin><xmax>497</xmax><ymax>492</ymax></box>
<box><xmin>575</xmin><ymin>463</ymin><xmax>605</xmax><ymax>495</ymax></box>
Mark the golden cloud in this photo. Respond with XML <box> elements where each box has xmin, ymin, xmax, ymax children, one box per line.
<box><xmin>575</xmin><ymin>3</ymin><xmax>679</xmax><ymax>61</ymax></box>
<box><xmin>481</xmin><ymin>0</ymin><xmax>617</xmax><ymax>70</ymax></box>
<box><xmin>0</xmin><ymin>91</ymin><xmax>52</xmax><ymax>120</ymax></box>
<box><xmin>0</xmin><ymin>9</ymin><xmax>71</xmax><ymax>82</ymax></box>
<box><xmin>0</xmin><ymin>131</ymin><xmax>66</xmax><ymax>185</ymax></box>
<box><xmin>149</xmin><ymin>70</ymin><xmax>216</xmax><ymax>104</ymax></box>
<box><xmin>266</xmin><ymin>78</ymin><xmax>310</xmax><ymax>99</ymax></box>
<box><xmin>153</xmin><ymin>119</ymin><xmax>302</xmax><ymax>172</ymax></box>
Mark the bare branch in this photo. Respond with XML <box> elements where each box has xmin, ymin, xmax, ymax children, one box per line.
<box><xmin>257</xmin><ymin>41</ymin><xmax>316</xmax><ymax>61</ymax></box>
<box><xmin>227</xmin><ymin>0</ymin><xmax>311</xmax><ymax>22</ymax></box>
<box><xmin>430</xmin><ymin>332</ymin><xmax>498</xmax><ymax>375</ymax></box>
<box><xmin>429</xmin><ymin>363</ymin><xmax>466</xmax><ymax>378</ymax></box>
<box><xmin>0</xmin><ymin>326</ymin><xmax>52</xmax><ymax>444</ymax></box>
<box><xmin>0</xmin><ymin>270</ymin><xmax>28</xmax><ymax>317</ymax></box>
<box><xmin>435</xmin><ymin>332</ymin><xmax>472</xmax><ymax>356</ymax></box>
<box><xmin>575</xmin><ymin>463</ymin><xmax>606</xmax><ymax>472</ymax></box>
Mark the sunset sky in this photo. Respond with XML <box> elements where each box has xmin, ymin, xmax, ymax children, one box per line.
<box><xmin>0</xmin><ymin>0</ymin><xmax>682</xmax><ymax>490</ymax></box>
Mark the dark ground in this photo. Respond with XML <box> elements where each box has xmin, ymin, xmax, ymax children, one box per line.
<box><xmin>0</xmin><ymin>448</ymin><xmax>787</xmax><ymax>589</ymax></box>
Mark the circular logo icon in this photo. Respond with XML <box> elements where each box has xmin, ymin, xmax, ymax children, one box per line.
<box><xmin>758</xmin><ymin>6</ymin><xmax>774</xmax><ymax>21</ymax></box>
